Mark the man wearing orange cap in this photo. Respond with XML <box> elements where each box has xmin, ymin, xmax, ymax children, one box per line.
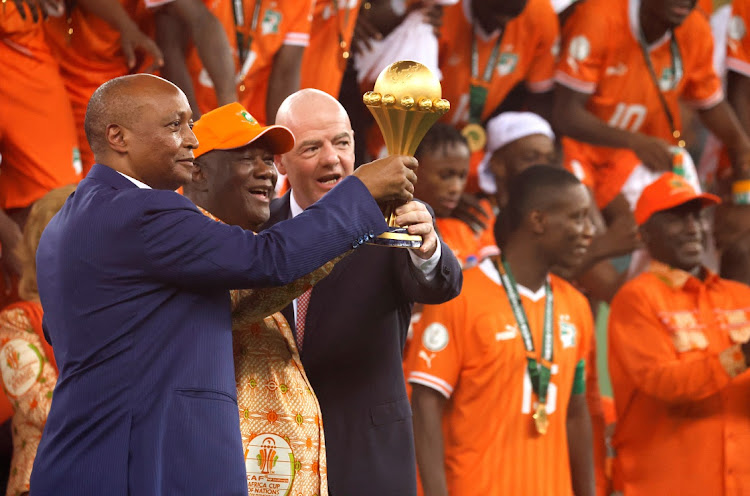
<box><xmin>608</xmin><ymin>172</ymin><xmax>750</xmax><ymax>495</ymax></box>
<box><xmin>184</xmin><ymin>102</ymin><xmax>331</xmax><ymax>495</ymax></box>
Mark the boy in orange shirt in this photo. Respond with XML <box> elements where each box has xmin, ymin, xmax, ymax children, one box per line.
<box><xmin>413</xmin><ymin>123</ymin><xmax>498</xmax><ymax>269</ymax></box>
<box><xmin>408</xmin><ymin>165</ymin><xmax>596</xmax><ymax>496</ymax></box>
<box><xmin>609</xmin><ymin>173</ymin><xmax>750</xmax><ymax>495</ymax></box>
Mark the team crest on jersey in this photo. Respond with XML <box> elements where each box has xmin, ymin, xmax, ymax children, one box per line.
<box><xmin>729</xmin><ymin>14</ymin><xmax>747</xmax><ymax>42</ymax></box>
<box><xmin>566</xmin><ymin>35</ymin><xmax>590</xmax><ymax>73</ymax></box>
<box><xmin>262</xmin><ymin>9</ymin><xmax>282</xmax><ymax>35</ymax></box>
<box><xmin>658</xmin><ymin>66</ymin><xmax>681</xmax><ymax>92</ymax></box>
<box><xmin>496</xmin><ymin>52</ymin><xmax>519</xmax><ymax>76</ymax></box>
<box><xmin>422</xmin><ymin>322</ymin><xmax>449</xmax><ymax>352</ymax></box>
<box><xmin>559</xmin><ymin>315</ymin><xmax>577</xmax><ymax>349</ymax></box>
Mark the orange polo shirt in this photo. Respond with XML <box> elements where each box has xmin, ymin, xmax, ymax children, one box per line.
<box><xmin>406</xmin><ymin>259</ymin><xmax>593</xmax><ymax>496</ymax></box>
<box><xmin>300</xmin><ymin>0</ymin><xmax>360</xmax><ymax>97</ymax></box>
<box><xmin>556</xmin><ymin>0</ymin><xmax>722</xmax><ymax>208</ymax></box>
<box><xmin>608</xmin><ymin>261</ymin><xmax>750</xmax><ymax>496</ymax></box>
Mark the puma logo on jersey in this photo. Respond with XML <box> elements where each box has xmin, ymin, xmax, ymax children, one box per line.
<box><xmin>605</xmin><ymin>63</ymin><xmax>628</xmax><ymax>76</ymax></box>
<box><xmin>495</xmin><ymin>324</ymin><xmax>518</xmax><ymax>341</ymax></box>
<box><xmin>419</xmin><ymin>350</ymin><xmax>437</xmax><ymax>369</ymax></box>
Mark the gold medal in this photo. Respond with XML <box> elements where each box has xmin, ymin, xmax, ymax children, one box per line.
<box><xmin>461</xmin><ymin>123</ymin><xmax>487</xmax><ymax>153</ymax></box>
<box><xmin>532</xmin><ymin>403</ymin><xmax>549</xmax><ymax>435</ymax></box>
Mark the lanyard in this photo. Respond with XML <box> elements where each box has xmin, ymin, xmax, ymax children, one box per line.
<box><xmin>234</xmin><ymin>0</ymin><xmax>263</xmax><ymax>66</ymax></box>
<box><xmin>468</xmin><ymin>28</ymin><xmax>504</xmax><ymax>124</ymax></box>
<box><xmin>636</xmin><ymin>27</ymin><xmax>685</xmax><ymax>147</ymax></box>
<box><xmin>330</xmin><ymin>0</ymin><xmax>352</xmax><ymax>61</ymax></box>
<box><xmin>495</xmin><ymin>258</ymin><xmax>554</xmax><ymax>405</ymax></box>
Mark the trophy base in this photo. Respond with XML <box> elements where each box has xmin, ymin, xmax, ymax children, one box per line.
<box><xmin>367</xmin><ymin>227</ymin><xmax>422</xmax><ymax>249</ymax></box>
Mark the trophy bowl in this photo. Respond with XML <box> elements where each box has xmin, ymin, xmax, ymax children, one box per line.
<box><xmin>363</xmin><ymin>60</ymin><xmax>450</xmax><ymax>248</ymax></box>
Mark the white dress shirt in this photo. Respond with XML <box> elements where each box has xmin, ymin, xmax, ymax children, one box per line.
<box><xmin>289</xmin><ymin>190</ymin><xmax>442</xmax><ymax>321</ymax></box>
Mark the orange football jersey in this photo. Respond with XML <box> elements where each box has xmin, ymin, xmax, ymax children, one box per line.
<box><xmin>188</xmin><ymin>0</ymin><xmax>313</xmax><ymax>122</ymax></box>
<box><xmin>728</xmin><ymin>0</ymin><xmax>750</xmax><ymax>77</ymax></box>
<box><xmin>438</xmin><ymin>0</ymin><xmax>559</xmax><ymax>128</ymax></box>
<box><xmin>556</xmin><ymin>0</ymin><xmax>722</xmax><ymax>208</ymax></box>
<box><xmin>43</xmin><ymin>0</ymin><xmax>147</xmax><ymax>175</ymax></box>
<box><xmin>300</xmin><ymin>0</ymin><xmax>360</xmax><ymax>97</ymax></box>
<box><xmin>435</xmin><ymin>210</ymin><xmax>498</xmax><ymax>270</ymax></box>
<box><xmin>406</xmin><ymin>259</ymin><xmax>593</xmax><ymax>496</ymax></box>
<box><xmin>0</xmin><ymin>4</ymin><xmax>81</xmax><ymax>210</ymax></box>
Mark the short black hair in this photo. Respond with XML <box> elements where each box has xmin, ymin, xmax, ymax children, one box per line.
<box><xmin>414</xmin><ymin>123</ymin><xmax>469</xmax><ymax>161</ymax></box>
<box><xmin>495</xmin><ymin>165</ymin><xmax>582</xmax><ymax>243</ymax></box>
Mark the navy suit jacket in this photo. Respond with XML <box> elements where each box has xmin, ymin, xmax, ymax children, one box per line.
<box><xmin>262</xmin><ymin>193</ymin><xmax>462</xmax><ymax>496</ymax></box>
<box><xmin>30</xmin><ymin>164</ymin><xmax>389</xmax><ymax>496</ymax></box>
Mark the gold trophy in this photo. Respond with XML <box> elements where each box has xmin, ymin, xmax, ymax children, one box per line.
<box><xmin>363</xmin><ymin>60</ymin><xmax>450</xmax><ymax>248</ymax></box>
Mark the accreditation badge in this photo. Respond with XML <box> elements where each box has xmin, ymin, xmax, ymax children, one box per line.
<box><xmin>461</xmin><ymin>122</ymin><xmax>487</xmax><ymax>153</ymax></box>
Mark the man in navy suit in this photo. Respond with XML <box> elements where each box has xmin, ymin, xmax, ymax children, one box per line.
<box><xmin>31</xmin><ymin>74</ymin><xmax>421</xmax><ymax>495</ymax></box>
<box><xmin>264</xmin><ymin>89</ymin><xmax>463</xmax><ymax>496</ymax></box>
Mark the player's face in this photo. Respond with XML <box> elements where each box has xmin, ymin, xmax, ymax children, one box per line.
<box><xmin>541</xmin><ymin>183</ymin><xmax>594</xmax><ymax>269</ymax></box>
<box><xmin>490</xmin><ymin>134</ymin><xmax>556</xmax><ymax>208</ymax></box>
<box><xmin>472</xmin><ymin>0</ymin><xmax>527</xmax><ymax>33</ymax></box>
<box><xmin>127</xmin><ymin>88</ymin><xmax>198</xmax><ymax>191</ymax></box>
<box><xmin>277</xmin><ymin>108</ymin><xmax>355</xmax><ymax>210</ymax></box>
<box><xmin>641</xmin><ymin>200</ymin><xmax>708</xmax><ymax>272</ymax></box>
<box><xmin>200</xmin><ymin>143</ymin><xmax>278</xmax><ymax>231</ymax></box>
<box><xmin>648</xmin><ymin>0</ymin><xmax>697</xmax><ymax>27</ymax></box>
<box><xmin>414</xmin><ymin>141</ymin><xmax>470</xmax><ymax>218</ymax></box>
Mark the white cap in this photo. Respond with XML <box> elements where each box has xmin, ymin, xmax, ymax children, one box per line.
<box><xmin>477</xmin><ymin>112</ymin><xmax>555</xmax><ymax>194</ymax></box>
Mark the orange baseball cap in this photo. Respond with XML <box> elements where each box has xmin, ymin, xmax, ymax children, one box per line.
<box><xmin>192</xmin><ymin>102</ymin><xmax>295</xmax><ymax>159</ymax></box>
<box><xmin>634</xmin><ymin>172</ymin><xmax>720</xmax><ymax>225</ymax></box>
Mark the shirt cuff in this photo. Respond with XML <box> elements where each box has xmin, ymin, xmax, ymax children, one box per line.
<box><xmin>409</xmin><ymin>241</ymin><xmax>442</xmax><ymax>281</ymax></box>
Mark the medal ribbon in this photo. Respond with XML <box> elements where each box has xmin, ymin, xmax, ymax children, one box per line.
<box><xmin>330</xmin><ymin>0</ymin><xmax>352</xmax><ymax>61</ymax></box>
<box><xmin>496</xmin><ymin>258</ymin><xmax>554</xmax><ymax>405</ymax></box>
<box><xmin>636</xmin><ymin>26</ymin><xmax>685</xmax><ymax>147</ymax></box>
<box><xmin>234</xmin><ymin>0</ymin><xmax>263</xmax><ymax>66</ymax></box>
<box><xmin>468</xmin><ymin>28</ymin><xmax>504</xmax><ymax>124</ymax></box>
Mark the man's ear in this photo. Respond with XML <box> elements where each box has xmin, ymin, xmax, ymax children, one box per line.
<box><xmin>191</xmin><ymin>160</ymin><xmax>208</xmax><ymax>189</ymax></box>
<box><xmin>529</xmin><ymin>209</ymin><xmax>546</xmax><ymax>235</ymax></box>
<box><xmin>106</xmin><ymin>124</ymin><xmax>127</xmax><ymax>153</ymax></box>
<box><xmin>275</xmin><ymin>155</ymin><xmax>287</xmax><ymax>175</ymax></box>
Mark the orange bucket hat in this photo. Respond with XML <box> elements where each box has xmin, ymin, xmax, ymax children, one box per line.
<box><xmin>634</xmin><ymin>172</ymin><xmax>720</xmax><ymax>225</ymax></box>
<box><xmin>192</xmin><ymin>102</ymin><xmax>295</xmax><ymax>159</ymax></box>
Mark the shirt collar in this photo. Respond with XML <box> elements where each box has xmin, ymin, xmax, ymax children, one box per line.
<box><xmin>648</xmin><ymin>260</ymin><xmax>719</xmax><ymax>289</ymax></box>
<box><xmin>116</xmin><ymin>171</ymin><xmax>151</xmax><ymax>189</ymax></box>
<box><xmin>289</xmin><ymin>190</ymin><xmax>305</xmax><ymax>218</ymax></box>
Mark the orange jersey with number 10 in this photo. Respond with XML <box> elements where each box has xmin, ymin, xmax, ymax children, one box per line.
<box><xmin>405</xmin><ymin>259</ymin><xmax>593</xmax><ymax>496</ymax></box>
<box><xmin>556</xmin><ymin>0</ymin><xmax>721</xmax><ymax>208</ymax></box>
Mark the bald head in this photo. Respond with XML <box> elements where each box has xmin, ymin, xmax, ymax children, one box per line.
<box><xmin>275</xmin><ymin>88</ymin><xmax>351</xmax><ymax>135</ymax></box>
<box><xmin>84</xmin><ymin>74</ymin><xmax>184</xmax><ymax>160</ymax></box>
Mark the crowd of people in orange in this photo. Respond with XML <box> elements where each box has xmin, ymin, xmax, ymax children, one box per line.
<box><xmin>2</xmin><ymin>0</ymin><xmax>750</xmax><ymax>495</ymax></box>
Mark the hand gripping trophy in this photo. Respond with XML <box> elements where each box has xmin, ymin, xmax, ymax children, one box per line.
<box><xmin>363</xmin><ymin>60</ymin><xmax>450</xmax><ymax>248</ymax></box>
